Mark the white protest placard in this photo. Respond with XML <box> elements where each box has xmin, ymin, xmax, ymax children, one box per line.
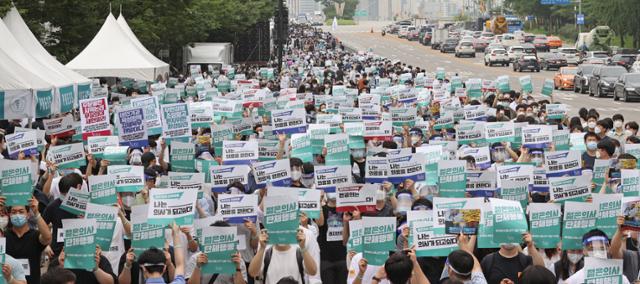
<box><xmin>87</xmin><ymin>136</ymin><xmax>119</xmax><ymax>159</ymax></box>
<box><xmin>463</xmin><ymin>105</ymin><xmax>487</xmax><ymax>121</ymax></box>
<box><xmin>43</xmin><ymin>113</ymin><xmax>75</xmax><ymax>137</ymax></box>
<box><xmin>271</xmin><ymin>108</ymin><xmax>307</xmax><ymax>135</ymax></box>
<box><xmin>336</xmin><ymin>184</ymin><xmax>378</xmax><ymax>213</ymax></box>
<box><xmin>131</xmin><ymin>96</ymin><xmax>163</xmax><ymax>136</ymax></box>
<box><xmin>209</xmin><ymin>165</ymin><xmax>251</xmax><ymax>192</ymax></box>
<box><xmin>216</xmin><ymin>194</ymin><xmax>258</xmax><ymax>224</ymax></box>
<box><xmin>496</xmin><ymin>164</ymin><xmax>535</xmax><ymax>188</ymax></box>
<box><xmin>387</xmin><ymin>153</ymin><xmax>426</xmax><ymax>184</ymax></box>
<box><xmin>459</xmin><ymin>146</ymin><xmax>491</xmax><ymax>170</ymax></box>
<box><xmin>521</xmin><ymin>125</ymin><xmax>553</xmax><ymax>149</ymax></box>
<box><xmin>60</xmin><ymin>187</ymin><xmax>90</xmax><ymax>216</ymax></box>
<box><xmin>161</xmin><ymin>103</ymin><xmax>192</xmax><ymax>143</ymax></box>
<box><xmin>549</xmin><ymin>175</ymin><xmax>591</xmax><ymax>203</ymax></box>
<box><xmin>222</xmin><ymin>140</ymin><xmax>259</xmax><ymax>165</ymax></box>
<box><xmin>432</xmin><ymin>197</ymin><xmax>484</xmax><ymax>235</ymax></box>
<box><xmin>47</xmin><ymin>143</ymin><xmax>86</xmax><ymax>169</ymax></box>
<box><xmin>339</xmin><ymin>107</ymin><xmax>363</xmax><ymax>122</ymax></box>
<box><xmin>365</xmin><ymin>156</ymin><xmax>389</xmax><ymax>184</ymax></box>
<box><xmin>6</xmin><ymin>131</ymin><xmax>37</xmax><ymax>159</ymax></box>
<box><xmin>252</xmin><ymin>159</ymin><xmax>291</xmax><ymax>187</ymax></box>
<box><xmin>107</xmin><ymin>165</ymin><xmax>144</xmax><ymax>192</ymax></box>
<box><xmin>544</xmin><ymin>150</ymin><xmax>582</xmax><ymax>177</ymax></box>
<box><xmin>168</xmin><ymin>172</ymin><xmax>205</xmax><ymax>192</ymax></box>
<box><xmin>364</xmin><ymin>120</ymin><xmax>392</xmax><ymax>140</ymax></box>
<box><xmin>147</xmin><ymin>188</ymin><xmax>197</xmax><ymax>226</ymax></box>
<box><xmin>466</xmin><ymin>170</ymin><xmax>497</xmax><ymax>197</ymax></box>
<box><xmin>315</xmin><ymin>165</ymin><xmax>353</xmax><ymax>193</ymax></box>
<box><xmin>79</xmin><ymin>97</ymin><xmax>111</xmax><ymax>139</ymax></box>
<box><xmin>188</xmin><ymin>101</ymin><xmax>214</xmax><ymax>128</ymax></box>
<box><xmin>484</xmin><ymin>121</ymin><xmax>515</xmax><ymax>143</ymax></box>
<box><xmin>298</xmin><ymin>188</ymin><xmax>321</xmax><ymax>219</ymax></box>
<box><xmin>116</xmin><ymin>107</ymin><xmax>148</xmax><ymax>148</ymax></box>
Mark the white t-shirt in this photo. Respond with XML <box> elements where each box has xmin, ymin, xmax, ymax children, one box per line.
<box><xmin>185</xmin><ymin>252</ymin><xmax>248</xmax><ymax>284</ymax></box>
<box><xmin>564</xmin><ymin>268</ymin><xmax>630</xmax><ymax>284</ymax></box>
<box><xmin>347</xmin><ymin>253</ymin><xmax>390</xmax><ymax>284</ymax></box>
<box><xmin>102</xmin><ymin>219</ymin><xmax>126</xmax><ymax>273</ymax></box>
<box><xmin>258</xmin><ymin>246</ymin><xmax>304</xmax><ymax>284</ymax></box>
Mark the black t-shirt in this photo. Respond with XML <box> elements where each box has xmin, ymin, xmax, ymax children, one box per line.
<box><xmin>317</xmin><ymin>205</ymin><xmax>347</xmax><ymax>262</ymax></box>
<box><xmin>418</xmin><ymin>257</ymin><xmax>446</xmax><ymax>284</ymax></box>
<box><xmin>6</xmin><ymin>228</ymin><xmax>46</xmax><ymax>284</ymax></box>
<box><xmin>43</xmin><ymin>198</ymin><xmax>78</xmax><ymax>255</ymax></box>
<box><xmin>50</xmin><ymin>255</ymin><xmax>116</xmax><ymax>284</ymax></box>
<box><xmin>363</xmin><ymin>202</ymin><xmax>395</xmax><ymax>217</ymax></box>
<box><xmin>481</xmin><ymin>252</ymin><xmax>532</xmax><ymax>284</ymax></box>
<box><xmin>582</xmin><ymin>151</ymin><xmax>597</xmax><ymax>170</ymax></box>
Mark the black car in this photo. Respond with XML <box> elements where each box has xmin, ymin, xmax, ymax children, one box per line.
<box><xmin>610</xmin><ymin>54</ymin><xmax>636</xmax><ymax>70</ymax></box>
<box><xmin>613</xmin><ymin>73</ymin><xmax>640</xmax><ymax>101</ymax></box>
<box><xmin>573</xmin><ymin>64</ymin><xmax>598</xmax><ymax>94</ymax></box>
<box><xmin>540</xmin><ymin>53</ymin><xmax>568</xmax><ymax>70</ymax></box>
<box><xmin>589</xmin><ymin>65</ymin><xmax>628</xmax><ymax>97</ymax></box>
<box><xmin>513</xmin><ymin>55</ymin><xmax>540</xmax><ymax>72</ymax></box>
<box><xmin>440</xmin><ymin>38</ymin><xmax>458</xmax><ymax>53</ymax></box>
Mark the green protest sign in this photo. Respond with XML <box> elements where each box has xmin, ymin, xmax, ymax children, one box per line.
<box><xmin>553</xmin><ymin>129</ymin><xmax>570</xmax><ymax>151</ymax></box>
<box><xmin>103</xmin><ymin>146</ymin><xmax>129</xmax><ymax>165</ymax></box>
<box><xmin>88</xmin><ymin>175</ymin><xmax>117</xmax><ymax>205</ymax></box>
<box><xmin>466</xmin><ymin>79</ymin><xmax>483</xmax><ymax>99</ymax></box>
<box><xmin>298</xmin><ymin>188</ymin><xmax>321</xmax><ymax>219</ymax></box>
<box><xmin>108</xmin><ymin>165</ymin><xmax>145</xmax><ymax>193</ymax></box>
<box><xmin>347</xmin><ymin>220</ymin><xmax>363</xmax><ymax>253</ymax></box>
<box><xmin>60</xmin><ymin>188</ymin><xmax>89</xmax><ymax>216</ymax></box>
<box><xmin>170</xmin><ymin>141</ymin><xmax>196</xmax><ymax>172</ymax></box>
<box><xmin>562</xmin><ymin>201</ymin><xmax>597</xmax><ymax>250</ymax></box>
<box><xmin>584</xmin><ymin>257</ymin><xmax>623</xmax><ymax>284</ymax></box>
<box><xmin>437</xmin><ymin>160</ymin><xmax>467</xmax><ymax>197</ymax></box>
<box><xmin>541</xmin><ymin>79</ymin><xmax>554</xmax><ymax>97</ymax></box>
<box><xmin>499</xmin><ymin>180</ymin><xmax>529</xmax><ymax>209</ymax></box>
<box><xmin>131</xmin><ymin>205</ymin><xmax>166</xmax><ymax>255</ymax></box>
<box><xmin>496</xmin><ymin>75</ymin><xmax>510</xmax><ymax>92</ymax></box>
<box><xmin>491</xmin><ymin>198</ymin><xmax>528</xmax><ymax>244</ymax></box>
<box><xmin>595</xmin><ymin>194</ymin><xmax>623</xmax><ymax>238</ymax></box>
<box><xmin>325</xmin><ymin>134</ymin><xmax>351</xmax><ymax>166</ymax></box>
<box><xmin>622</xmin><ymin>169</ymin><xmax>640</xmax><ymax>197</ymax></box>
<box><xmin>416</xmin><ymin>145</ymin><xmax>443</xmax><ymax>186</ymax></box>
<box><xmin>436</xmin><ymin>68</ymin><xmax>446</xmax><ymax>80</ymax></box>
<box><xmin>528</xmin><ymin>203</ymin><xmax>562</xmax><ymax>248</ymax></box>
<box><xmin>308</xmin><ymin>124</ymin><xmax>330</xmax><ymax>155</ymax></box>
<box><xmin>362</xmin><ymin>217</ymin><xmax>396</xmax><ymax>266</ymax></box>
<box><xmin>519</xmin><ymin>76</ymin><xmax>533</xmax><ymax>93</ymax></box>
<box><xmin>264</xmin><ymin>195</ymin><xmax>299</xmax><ymax>244</ymax></box>
<box><xmin>63</xmin><ymin>219</ymin><xmax>97</xmax><ymax>271</ymax></box>
<box><xmin>478</xmin><ymin>203</ymin><xmax>500</xmax><ymax>248</ymax></box>
<box><xmin>85</xmin><ymin>203</ymin><xmax>118</xmax><ymax>252</ymax></box>
<box><xmin>592</xmin><ymin>159</ymin><xmax>609</xmax><ymax>190</ymax></box>
<box><xmin>0</xmin><ymin>160</ymin><xmax>33</xmax><ymax>206</ymax></box>
<box><xmin>546</xmin><ymin>104</ymin><xmax>566</xmax><ymax>120</ymax></box>
<box><xmin>201</xmin><ymin>226</ymin><xmax>238</xmax><ymax>275</ymax></box>
<box><xmin>48</xmin><ymin>143</ymin><xmax>86</xmax><ymax>169</ymax></box>
<box><xmin>291</xmin><ymin>133</ymin><xmax>313</xmax><ymax>163</ymax></box>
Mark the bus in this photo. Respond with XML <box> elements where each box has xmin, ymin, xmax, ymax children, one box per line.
<box><xmin>505</xmin><ymin>15</ymin><xmax>523</xmax><ymax>34</ymax></box>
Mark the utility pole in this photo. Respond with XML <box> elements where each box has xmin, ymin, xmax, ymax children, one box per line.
<box><xmin>276</xmin><ymin>0</ymin><xmax>284</xmax><ymax>75</ymax></box>
<box><xmin>578</xmin><ymin>0</ymin><xmax>582</xmax><ymax>35</ymax></box>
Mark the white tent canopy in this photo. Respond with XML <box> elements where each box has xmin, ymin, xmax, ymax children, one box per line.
<box><xmin>0</xmin><ymin>46</ymin><xmax>51</xmax><ymax>91</ymax></box>
<box><xmin>66</xmin><ymin>13</ymin><xmax>169</xmax><ymax>82</ymax></box>
<box><xmin>116</xmin><ymin>14</ymin><xmax>168</xmax><ymax>70</ymax></box>
<box><xmin>3</xmin><ymin>6</ymin><xmax>91</xmax><ymax>86</ymax></box>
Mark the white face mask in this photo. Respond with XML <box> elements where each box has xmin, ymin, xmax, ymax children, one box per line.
<box><xmin>588</xmin><ymin>121</ymin><xmax>597</xmax><ymax>129</ymax></box>
<box><xmin>410</xmin><ymin>136</ymin><xmax>421</xmax><ymax>145</ymax></box>
<box><xmin>0</xmin><ymin>216</ymin><xmax>8</xmax><ymax>230</ymax></box>
<box><xmin>594</xmin><ymin>127</ymin><xmax>602</xmax><ymax>135</ymax></box>
<box><xmin>614</xmin><ymin>120</ymin><xmax>623</xmax><ymax>128</ymax></box>
<box><xmin>291</xmin><ymin>170</ymin><xmax>302</xmax><ymax>181</ymax></box>
<box><xmin>567</xmin><ymin>253</ymin><xmax>582</xmax><ymax>264</ymax></box>
<box><xmin>376</xmin><ymin>190</ymin><xmax>386</xmax><ymax>201</ymax></box>
<box><xmin>122</xmin><ymin>196</ymin><xmax>135</xmax><ymax>208</ymax></box>
<box><xmin>588</xmin><ymin>249</ymin><xmax>608</xmax><ymax>259</ymax></box>
<box><xmin>625</xmin><ymin>129</ymin><xmax>634</xmax><ymax>136</ymax></box>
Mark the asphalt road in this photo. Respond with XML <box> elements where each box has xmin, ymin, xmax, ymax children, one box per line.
<box><xmin>324</xmin><ymin>22</ymin><xmax>639</xmax><ymax>119</ymax></box>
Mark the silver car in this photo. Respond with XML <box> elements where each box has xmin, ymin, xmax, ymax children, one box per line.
<box><xmin>557</xmin><ymin>48</ymin><xmax>580</xmax><ymax>65</ymax></box>
<box><xmin>455</xmin><ymin>41</ymin><xmax>476</xmax><ymax>58</ymax></box>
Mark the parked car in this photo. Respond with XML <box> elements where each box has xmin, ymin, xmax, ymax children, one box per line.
<box><xmin>557</xmin><ymin>47</ymin><xmax>580</xmax><ymax>65</ymax></box>
<box><xmin>398</xmin><ymin>26</ymin><xmax>413</xmax><ymax>38</ymax></box>
<box><xmin>573</xmin><ymin>64</ymin><xmax>599</xmax><ymax>94</ymax></box>
<box><xmin>473</xmin><ymin>38</ymin><xmax>489</xmax><ymax>52</ymax></box>
<box><xmin>486</xmin><ymin>43</ymin><xmax>504</xmax><ymax>52</ymax></box>
<box><xmin>440</xmin><ymin>38</ymin><xmax>459</xmax><ymax>53</ymax></box>
<box><xmin>420</xmin><ymin>31</ymin><xmax>433</xmax><ymax>45</ymax></box>
<box><xmin>523</xmin><ymin>33</ymin><xmax>535</xmax><ymax>43</ymax></box>
<box><xmin>553</xmin><ymin>67</ymin><xmax>578</xmax><ymax>90</ymax></box>
<box><xmin>484</xmin><ymin>48</ymin><xmax>509</xmax><ymax>66</ymax></box>
<box><xmin>407</xmin><ymin>27</ymin><xmax>420</xmax><ymax>41</ymax></box>
<box><xmin>609</xmin><ymin>54</ymin><xmax>636</xmax><ymax>70</ymax></box>
<box><xmin>547</xmin><ymin>36</ymin><xmax>563</xmax><ymax>49</ymax></box>
<box><xmin>581</xmin><ymin>51</ymin><xmax>609</xmax><ymax>62</ymax></box>
<box><xmin>507</xmin><ymin>46</ymin><xmax>525</xmax><ymax>62</ymax></box>
<box><xmin>513</xmin><ymin>54</ymin><xmax>540</xmax><ymax>72</ymax></box>
<box><xmin>613</xmin><ymin>73</ymin><xmax>640</xmax><ymax>101</ymax></box>
<box><xmin>533</xmin><ymin>35</ymin><xmax>549</xmax><ymax>52</ymax></box>
<box><xmin>540</xmin><ymin>53</ymin><xmax>568</xmax><ymax>70</ymax></box>
<box><xmin>588</xmin><ymin>65</ymin><xmax>628</xmax><ymax>97</ymax></box>
<box><xmin>455</xmin><ymin>41</ymin><xmax>476</xmax><ymax>57</ymax></box>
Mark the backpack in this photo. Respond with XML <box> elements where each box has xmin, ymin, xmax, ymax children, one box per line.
<box><xmin>262</xmin><ymin>247</ymin><xmax>305</xmax><ymax>284</ymax></box>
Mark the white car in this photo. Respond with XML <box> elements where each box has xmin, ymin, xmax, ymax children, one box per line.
<box><xmin>507</xmin><ymin>46</ymin><xmax>525</xmax><ymax>62</ymax></box>
<box><xmin>557</xmin><ymin>47</ymin><xmax>580</xmax><ymax>65</ymax></box>
<box><xmin>399</xmin><ymin>26</ymin><xmax>413</xmax><ymax>38</ymax></box>
<box><xmin>455</xmin><ymin>41</ymin><xmax>476</xmax><ymax>58</ymax></box>
<box><xmin>484</xmin><ymin>48</ymin><xmax>509</xmax><ymax>66</ymax></box>
<box><xmin>501</xmin><ymin>34</ymin><xmax>520</xmax><ymax>49</ymax></box>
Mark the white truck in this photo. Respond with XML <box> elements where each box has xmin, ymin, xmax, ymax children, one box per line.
<box><xmin>183</xmin><ymin>42</ymin><xmax>234</xmax><ymax>74</ymax></box>
<box><xmin>431</xmin><ymin>28</ymin><xmax>450</xmax><ymax>50</ymax></box>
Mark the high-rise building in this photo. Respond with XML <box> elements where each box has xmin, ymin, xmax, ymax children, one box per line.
<box><xmin>356</xmin><ymin>0</ymin><xmax>465</xmax><ymax>21</ymax></box>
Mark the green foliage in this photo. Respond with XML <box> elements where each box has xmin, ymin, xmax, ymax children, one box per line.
<box><xmin>0</xmin><ymin>0</ymin><xmax>275</xmax><ymax>65</ymax></box>
<box><xmin>317</xmin><ymin>0</ymin><xmax>359</xmax><ymax>20</ymax></box>
<box><xmin>324</xmin><ymin>18</ymin><xmax>355</xmax><ymax>25</ymax></box>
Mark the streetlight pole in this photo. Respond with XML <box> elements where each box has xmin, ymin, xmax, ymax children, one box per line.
<box><xmin>277</xmin><ymin>0</ymin><xmax>284</xmax><ymax>75</ymax></box>
<box><xmin>578</xmin><ymin>0</ymin><xmax>582</xmax><ymax>35</ymax></box>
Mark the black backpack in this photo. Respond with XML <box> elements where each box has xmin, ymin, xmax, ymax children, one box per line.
<box><xmin>262</xmin><ymin>247</ymin><xmax>305</xmax><ymax>284</ymax></box>
<box><xmin>482</xmin><ymin>252</ymin><xmax>531</xmax><ymax>280</ymax></box>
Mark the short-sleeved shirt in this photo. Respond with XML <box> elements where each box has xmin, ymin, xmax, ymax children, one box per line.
<box><xmin>146</xmin><ymin>275</ymin><xmax>186</xmax><ymax>284</ymax></box>
<box><xmin>43</xmin><ymin>198</ymin><xmax>78</xmax><ymax>255</ymax></box>
<box><xmin>481</xmin><ymin>252</ymin><xmax>532</xmax><ymax>284</ymax></box>
<box><xmin>6</xmin><ymin>228</ymin><xmax>46</xmax><ymax>284</ymax></box>
<box><xmin>185</xmin><ymin>252</ymin><xmax>248</xmax><ymax>284</ymax></box>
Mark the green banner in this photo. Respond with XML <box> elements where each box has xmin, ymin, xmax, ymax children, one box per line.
<box><xmin>592</xmin><ymin>159</ymin><xmax>609</xmax><ymax>190</ymax></box>
<box><xmin>170</xmin><ymin>141</ymin><xmax>196</xmax><ymax>172</ymax></box>
<box><xmin>131</xmin><ymin>205</ymin><xmax>166</xmax><ymax>255</ymax></box>
<box><xmin>528</xmin><ymin>203</ymin><xmax>562</xmax><ymax>248</ymax></box>
<box><xmin>491</xmin><ymin>198</ymin><xmax>528</xmax><ymax>244</ymax></box>
<box><xmin>36</xmin><ymin>89</ymin><xmax>54</xmax><ymax>118</ymax></box>
<box><xmin>103</xmin><ymin>146</ymin><xmax>129</xmax><ymax>165</ymax></box>
<box><xmin>362</xmin><ymin>217</ymin><xmax>396</xmax><ymax>266</ymax></box>
<box><xmin>562</xmin><ymin>201</ymin><xmax>597</xmax><ymax>250</ymax></box>
<box><xmin>63</xmin><ymin>219</ymin><xmax>97</xmax><ymax>271</ymax></box>
<box><xmin>291</xmin><ymin>133</ymin><xmax>313</xmax><ymax>163</ymax></box>
<box><xmin>88</xmin><ymin>175</ymin><xmax>117</xmax><ymax>205</ymax></box>
<box><xmin>519</xmin><ymin>76</ymin><xmax>533</xmax><ymax>93</ymax></box>
<box><xmin>0</xmin><ymin>160</ymin><xmax>33</xmax><ymax>206</ymax></box>
<box><xmin>325</xmin><ymin>134</ymin><xmax>351</xmax><ymax>166</ymax></box>
<box><xmin>85</xmin><ymin>203</ymin><xmax>118</xmax><ymax>252</ymax></box>
<box><xmin>264</xmin><ymin>195</ymin><xmax>299</xmax><ymax>244</ymax></box>
<box><xmin>541</xmin><ymin>79</ymin><xmax>554</xmax><ymax>97</ymax></box>
<box><xmin>478</xmin><ymin>204</ymin><xmax>500</xmax><ymax>248</ymax></box>
<box><xmin>499</xmin><ymin>180</ymin><xmax>529</xmax><ymax>209</ymax></box>
<box><xmin>437</xmin><ymin>160</ymin><xmax>467</xmax><ymax>197</ymax></box>
<box><xmin>347</xmin><ymin>220</ymin><xmax>363</xmax><ymax>253</ymax></box>
<box><xmin>594</xmin><ymin>194</ymin><xmax>623</xmax><ymax>238</ymax></box>
<box><xmin>201</xmin><ymin>226</ymin><xmax>238</xmax><ymax>275</ymax></box>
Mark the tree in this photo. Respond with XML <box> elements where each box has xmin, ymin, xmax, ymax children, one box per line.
<box><xmin>315</xmin><ymin>0</ymin><xmax>359</xmax><ymax>19</ymax></box>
